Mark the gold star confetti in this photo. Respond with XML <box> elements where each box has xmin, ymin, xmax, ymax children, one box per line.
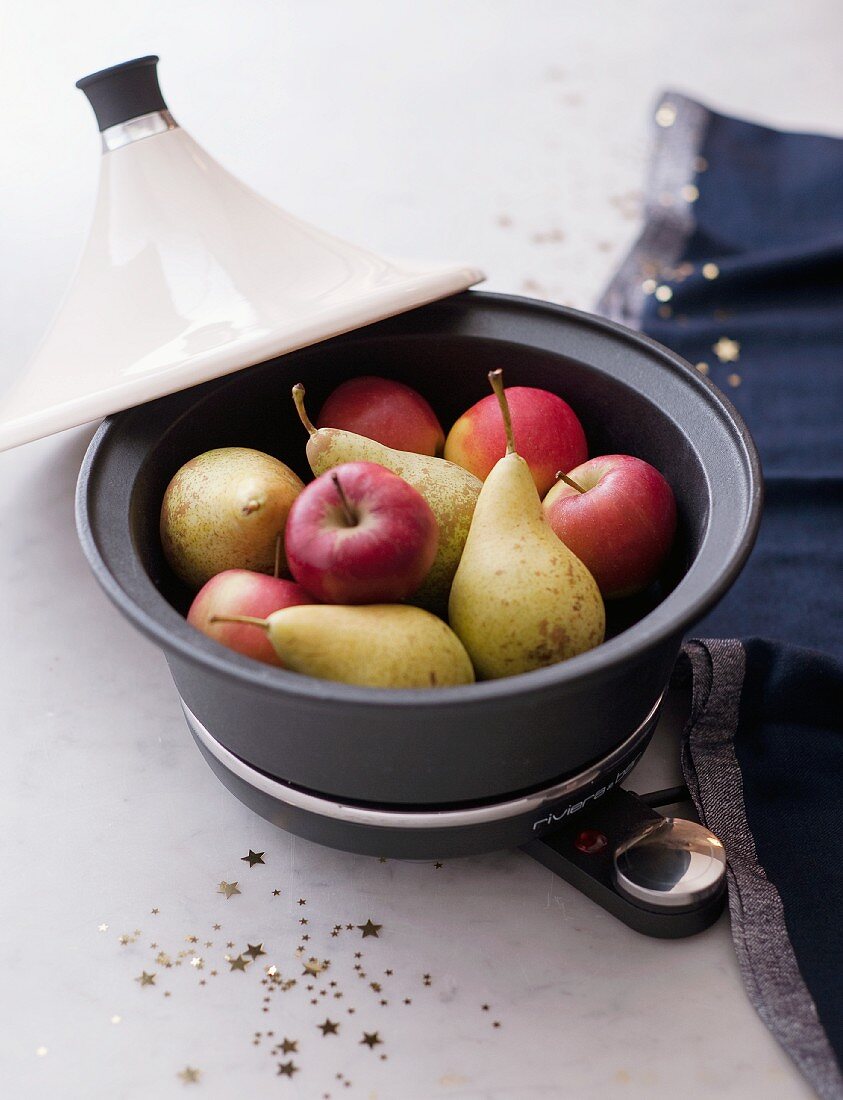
<box><xmin>186</xmin><ymin>935</ymin><xmax>198</xmax><ymax>944</ymax></box>
<box><xmin>36</xmin><ymin>1046</ymin><xmax>48</xmax><ymax>1057</ymax></box>
<box><xmin>177</xmin><ymin>1066</ymin><xmax>202</xmax><ymax>1084</ymax></box>
<box><xmin>98</xmin><ymin>923</ymin><xmax>108</xmax><ymax>932</ymax></box>
<box><xmin>357</xmin><ymin>920</ymin><xmax>382</xmax><ymax>939</ymax></box>
<box><xmin>245</xmin><ymin>943</ymin><xmax>266</xmax><ymax>960</ymax></box>
<box><xmin>241</xmin><ymin>850</ymin><xmax>265</xmax><ymax>867</ymax></box>
<box><xmin>360</xmin><ymin>1032</ymin><xmax>383</xmax><ymax>1049</ymax></box>
<box><xmin>217</xmin><ymin>881</ymin><xmax>241</xmax><ymax>900</ymax></box>
<box><xmin>654</xmin><ymin>285</ymin><xmax>673</xmax><ymax>302</ymax></box>
<box><xmin>277</xmin><ymin>1061</ymin><xmax>299</xmax><ymax>1077</ymax></box>
<box><xmin>727</xmin><ymin>373</ymin><xmax>742</xmax><ymax>388</ymax></box>
<box><xmin>151</xmin><ymin>908</ymin><xmax>159</xmax><ymax>915</ymax></box>
<box><xmin>280</xmin><ymin>1038</ymin><xmax>298</xmax><ymax>1054</ymax></box>
<box><xmin>111</xmin><ymin>1015</ymin><xmax>121</xmax><ymax>1024</ymax></box>
<box><xmin>423</xmin><ymin>974</ymin><xmax>432</xmax><ymax>986</ymax></box>
<box><xmin>136</xmin><ymin>971</ymin><xmax>156</xmax><ymax>987</ymax></box>
<box><xmin>303</xmin><ymin>957</ymin><xmax>327</xmax><ymax>977</ymax></box>
<box><xmin>190</xmin><ymin>957</ymin><xmax>204</xmax><ymax>970</ymax></box>
<box><xmin>713</xmin><ymin>337</ymin><xmax>740</xmax><ymax>363</ymax></box>
<box><xmin>695</xmin><ymin>361</ymin><xmax>710</xmax><ymax>375</ymax></box>
<box><xmin>680</xmin><ymin>184</ymin><xmax>699</xmax><ymax>203</ymax></box>
<box><xmin>655</xmin><ymin>103</ymin><xmax>676</xmax><ymax>128</ymax></box>
<box><xmin>702</xmin><ymin>262</ymin><xmax>720</xmax><ymax>280</ymax></box>
<box><xmin>433</xmin><ymin>862</ymin><xmax>443</xmax><ymax>870</ymax></box>
<box><xmin>318</xmin><ymin>1018</ymin><xmax>340</xmax><ymax>1036</ymax></box>
<box><xmin>229</xmin><ymin>955</ymin><xmax>249</xmax><ymax>972</ymax></box>
<box><xmin>298</xmin><ymin>898</ymin><xmax>307</xmax><ymax>906</ymax></box>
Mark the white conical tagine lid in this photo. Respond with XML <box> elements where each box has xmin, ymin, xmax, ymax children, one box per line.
<box><xmin>0</xmin><ymin>57</ymin><xmax>483</xmax><ymax>452</ymax></box>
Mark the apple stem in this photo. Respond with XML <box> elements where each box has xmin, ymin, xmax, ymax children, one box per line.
<box><xmin>274</xmin><ymin>532</ymin><xmax>282</xmax><ymax>579</ymax></box>
<box><xmin>556</xmin><ymin>471</ymin><xmax>587</xmax><ymax>494</ymax></box>
<box><xmin>292</xmin><ymin>383</ymin><xmax>317</xmax><ymax>436</ymax></box>
<box><xmin>331</xmin><ymin>472</ymin><xmax>358</xmax><ymax>527</ymax></box>
<box><xmin>209</xmin><ymin>614</ymin><xmax>270</xmax><ymax>632</ymax></box>
<box><xmin>488</xmin><ymin>369</ymin><xmax>515</xmax><ymax>455</ymax></box>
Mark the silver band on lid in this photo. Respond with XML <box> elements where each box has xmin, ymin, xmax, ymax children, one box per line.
<box><xmin>101</xmin><ymin>109</ymin><xmax>178</xmax><ymax>152</ymax></box>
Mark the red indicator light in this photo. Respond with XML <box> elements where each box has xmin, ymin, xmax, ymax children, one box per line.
<box><xmin>574</xmin><ymin>829</ymin><xmax>608</xmax><ymax>855</ymax></box>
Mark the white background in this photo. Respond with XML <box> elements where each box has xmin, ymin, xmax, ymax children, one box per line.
<box><xmin>1</xmin><ymin>2</ymin><xmax>840</xmax><ymax>1097</ymax></box>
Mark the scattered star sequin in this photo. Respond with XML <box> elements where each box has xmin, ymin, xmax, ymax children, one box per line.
<box><xmin>279</xmin><ymin>1038</ymin><xmax>298</xmax><ymax>1054</ymax></box>
<box><xmin>98</xmin><ymin>924</ymin><xmax>108</xmax><ymax>932</ymax></box>
<box><xmin>36</xmin><ymin>1047</ymin><xmax>48</xmax><ymax>1057</ymax></box>
<box><xmin>357</xmin><ymin>920</ymin><xmax>382</xmax><ymax>939</ymax></box>
<box><xmin>241</xmin><ymin>850</ymin><xmax>265</xmax><ymax>867</ymax></box>
<box><xmin>713</xmin><ymin>337</ymin><xmax>740</xmax><ymax>363</ymax></box>
<box><xmin>245</xmin><ymin>943</ymin><xmax>266</xmax><ymax>960</ymax></box>
<box><xmin>277</xmin><ymin>1060</ymin><xmax>299</xmax><ymax>1077</ymax></box>
<box><xmin>177</xmin><ymin>1066</ymin><xmax>202</xmax><ymax>1084</ymax></box>
<box><xmin>272</xmin><ymin>889</ymin><xmax>281</xmax><ymax>897</ymax></box>
<box><xmin>218</xmin><ymin>881</ymin><xmax>241</xmax><ymax>900</ymax></box>
<box><xmin>318</xmin><ymin>1018</ymin><xmax>340</xmax><ymax>1036</ymax></box>
<box><xmin>655</xmin><ymin>103</ymin><xmax>677</xmax><ymax>127</ymax></box>
<box><xmin>360</xmin><ymin>1032</ymin><xmax>383</xmax><ymax>1049</ymax></box>
<box><xmin>136</xmin><ymin>971</ymin><xmax>156</xmax><ymax>987</ymax></box>
<box><xmin>228</xmin><ymin>955</ymin><xmax>249</xmax><ymax>972</ymax></box>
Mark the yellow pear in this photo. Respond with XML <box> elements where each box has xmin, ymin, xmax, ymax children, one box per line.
<box><xmin>292</xmin><ymin>384</ymin><xmax>481</xmax><ymax>613</ymax></box>
<box><xmin>160</xmin><ymin>447</ymin><xmax>304</xmax><ymax>590</ymax></box>
<box><xmin>448</xmin><ymin>370</ymin><xmax>605</xmax><ymax>680</ymax></box>
<box><xmin>211</xmin><ymin>603</ymin><xmax>475</xmax><ymax>688</ymax></box>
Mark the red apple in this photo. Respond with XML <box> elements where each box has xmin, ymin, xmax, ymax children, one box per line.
<box><xmin>187</xmin><ymin>569</ymin><xmax>315</xmax><ymax>666</ymax></box>
<box><xmin>284</xmin><ymin>461</ymin><xmax>439</xmax><ymax>603</ymax></box>
<box><xmin>542</xmin><ymin>455</ymin><xmax>677</xmax><ymax>598</ymax></box>
<box><xmin>317</xmin><ymin>376</ymin><xmax>445</xmax><ymax>456</ymax></box>
<box><xmin>444</xmin><ymin>385</ymin><xmax>587</xmax><ymax>495</ymax></box>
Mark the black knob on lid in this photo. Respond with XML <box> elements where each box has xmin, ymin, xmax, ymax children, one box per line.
<box><xmin>76</xmin><ymin>55</ymin><xmax>168</xmax><ymax>132</ymax></box>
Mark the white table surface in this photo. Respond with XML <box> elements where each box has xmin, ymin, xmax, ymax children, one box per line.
<box><xmin>2</xmin><ymin>3</ymin><xmax>839</xmax><ymax>1097</ymax></box>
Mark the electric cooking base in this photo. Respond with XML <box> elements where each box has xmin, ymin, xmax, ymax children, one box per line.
<box><xmin>182</xmin><ymin>692</ymin><xmax>726</xmax><ymax>940</ymax></box>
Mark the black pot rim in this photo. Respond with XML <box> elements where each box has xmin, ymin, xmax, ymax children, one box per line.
<box><xmin>76</xmin><ymin>291</ymin><xmax>763</xmax><ymax>707</ymax></box>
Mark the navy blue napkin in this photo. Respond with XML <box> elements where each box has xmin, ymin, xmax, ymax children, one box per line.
<box><xmin>601</xmin><ymin>94</ymin><xmax>843</xmax><ymax>1098</ymax></box>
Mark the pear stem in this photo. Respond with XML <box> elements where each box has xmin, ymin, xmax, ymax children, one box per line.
<box><xmin>488</xmin><ymin>369</ymin><xmax>515</xmax><ymax>455</ymax></box>
<box><xmin>331</xmin><ymin>472</ymin><xmax>358</xmax><ymax>526</ymax></box>
<box><xmin>274</xmin><ymin>532</ymin><xmax>282</xmax><ymax>579</ymax></box>
<box><xmin>210</xmin><ymin>614</ymin><xmax>270</xmax><ymax>631</ymax></box>
<box><xmin>556</xmin><ymin>471</ymin><xmax>587</xmax><ymax>494</ymax></box>
<box><xmin>292</xmin><ymin>383</ymin><xmax>317</xmax><ymax>436</ymax></box>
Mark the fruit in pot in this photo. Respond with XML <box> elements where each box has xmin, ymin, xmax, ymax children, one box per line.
<box><xmin>448</xmin><ymin>370</ymin><xmax>604</xmax><ymax>680</ymax></box>
<box><xmin>542</xmin><ymin>455</ymin><xmax>677</xmax><ymax>598</ymax></box>
<box><xmin>187</xmin><ymin>567</ymin><xmax>314</xmax><ymax>667</ymax></box>
<box><xmin>284</xmin><ymin>462</ymin><xmax>439</xmax><ymax>604</ymax></box>
<box><xmin>160</xmin><ymin>447</ymin><xmax>304</xmax><ymax>589</ymax></box>
<box><xmin>210</xmin><ymin>604</ymin><xmax>475</xmax><ymax>688</ymax></box>
<box><xmin>292</xmin><ymin>384</ymin><xmax>481</xmax><ymax>614</ymax></box>
<box><xmin>444</xmin><ymin>385</ymin><xmax>587</xmax><ymax>496</ymax></box>
<box><xmin>317</xmin><ymin>376</ymin><xmax>445</xmax><ymax>456</ymax></box>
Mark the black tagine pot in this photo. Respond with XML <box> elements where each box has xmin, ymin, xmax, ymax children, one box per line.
<box><xmin>76</xmin><ymin>291</ymin><xmax>762</xmax><ymax>860</ymax></box>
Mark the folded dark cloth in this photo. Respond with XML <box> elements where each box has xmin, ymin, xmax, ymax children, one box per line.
<box><xmin>600</xmin><ymin>91</ymin><xmax>843</xmax><ymax>656</ymax></box>
<box><xmin>601</xmin><ymin>94</ymin><xmax>843</xmax><ymax>1098</ymax></box>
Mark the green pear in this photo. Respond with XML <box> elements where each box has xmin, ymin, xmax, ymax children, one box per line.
<box><xmin>211</xmin><ymin>603</ymin><xmax>475</xmax><ymax>688</ymax></box>
<box><xmin>448</xmin><ymin>370</ymin><xmax>605</xmax><ymax>680</ymax></box>
<box><xmin>160</xmin><ymin>447</ymin><xmax>304</xmax><ymax>590</ymax></box>
<box><xmin>292</xmin><ymin>384</ymin><xmax>481</xmax><ymax>613</ymax></box>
